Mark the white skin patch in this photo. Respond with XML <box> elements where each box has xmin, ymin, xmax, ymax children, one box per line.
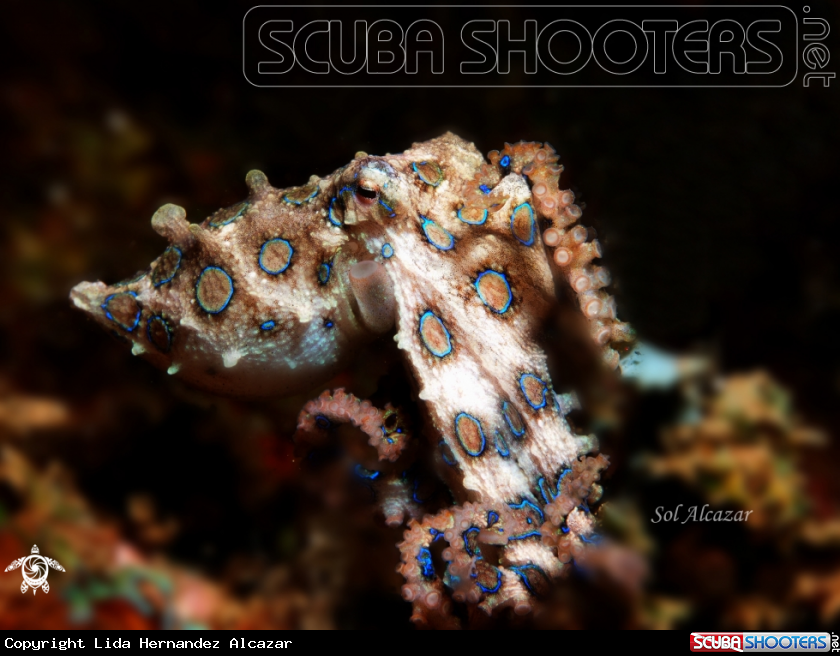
<box><xmin>222</xmin><ymin>349</ymin><xmax>242</xmax><ymax>368</ymax></box>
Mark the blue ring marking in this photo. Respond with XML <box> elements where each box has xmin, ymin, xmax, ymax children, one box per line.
<box><xmin>418</xmin><ymin>311</ymin><xmax>452</xmax><ymax>358</ymax></box>
<box><xmin>537</xmin><ymin>478</ymin><xmax>549</xmax><ymax>505</ymax></box>
<box><xmin>474</xmin><ymin>271</ymin><xmax>513</xmax><ymax>314</ymax></box>
<box><xmin>411</xmin><ymin>161</ymin><xmax>443</xmax><ymax>187</ymax></box>
<box><xmin>487</xmin><ymin>511</ymin><xmax>500</xmax><ymax>528</ymax></box>
<box><xmin>479</xmin><ymin>184</ymin><xmax>491</xmax><ymax>195</ymax></box>
<box><xmin>317</xmin><ymin>262</ymin><xmax>331</xmax><ymax>285</ymax></box>
<box><xmin>282</xmin><ymin>185</ymin><xmax>319</xmax><ymax>206</ymax></box>
<box><xmin>499</xmin><ymin>155</ymin><xmax>511</xmax><ymax>169</ymax></box>
<box><xmin>508</xmin><ymin>498</ymin><xmax>545</xmax><ymax>524</ymax></box>
<box><xmin>519</xmin><ymin>373</ymin><xmax>548</xmax><ymax>410</ymax></box>
<box><xmin>463</xmin><ymin>527</ymin><xmax>481</xmax><ymax>556</ymax></box>
<box><xmin>146</xmin><ymin>315</ymin><xmax>173</xmax><ymax>352</ymax></box>
<box><xmin>412</xmin><ymin>479</ymin><xmax>430</xmax><ymax>504</ymax></box>
<box><xmin>152</xmin><ymin>246</ymin><xmax>182</xmax><ymax>287</ymax></box>
<box><xmin>378</xmin><ymin>198</ymin><xmax>396</xmax><ymax>218</ymax></box>
<box><xmin>502</xmin><ymin>401</ymin><xmax>525</xmax><ymax>436</ymax></box>
<box><xmin>380</xmin><ymin>424</ymin><xmax>395</xmax><ymax>445</ymax></box>
<box><xmin>454</xmin><ymin>412</ymin><xmax>486</xmax><ymax>457</ymax></box>
<box><xmin>315</xmin><ymin>415</ymin><xmax>331</xmax><ymax>429</ymax></box>
<box><xmin>439</xmin><ymin>440</ymin><xmax>456</xmax><ymax>466</ymax></box>
<box><xmin>327</xmin><ymin>197</ymin><xmax>343</xmax><ymax>227</ymax></box>
<box><xmin>323</xmin><ymin>318</ymin><xmax>334</xmax><ymax>329</ymax></box>
<box><xmin>417</xmin><ymin>547</ymin><xmax>435</xmax><ymax>579</ymax></box>
<box><xmin>579</xmin><ymin>533</ymin><xmax>601</xmax><ymax>544</ymax></box>
<box><xmin>381</xmin><ymin>243</ymin><xmax>394</xmax><ymax>258</ymax></box>
<box><xmin>260</xmin><ymin>320</ymin><xmax>276</xmax><ymax>331</ymax></box>
<box><xmin>429</xmin><ymin>528</ymin><xmax>444</xmax><ymax>542</ymax></box>
<box><xmin>476</xmin><ymin>562</ymin><xmax>503</xmax><ymax>594</ymax></box>
<box><xmin>510</xmin><ymin>564</ymin><xmax>549</xmax><ymax>594</ymax></box>
<box><xmin>420</xmin><ymin>216</ymin><xmax>454</xmax><ymax>251</ymax></box>
<box><xmin>456</xmin><ymin>207</ymin><xmax>488</xmax><ymax>225</ymax></box>
<box><xmin>510</xmin><ymin>202</ymin><xmax>536</xmax><ymax>246</ymax></box>
<box><xmin>557</xmin><ymin>467</ymin><xmax>572</xmax><ymax>493</ymax></box>
<box><xmin>354</xmin><ymin>464</ymin><xmax>380</xmax><ymax>480</ymax></box>
<box><xmin>258</xmin><ymin>238</ymin><xmax>293</xmax><ymax>275</ymax></box>
<box><xmin>508</xmin><ymin>531</ymin><xmax>542</xmax><ymax>542</ymax></box>
<box><xmin>195</xmin><ymin>266</ymin><xmax>234</xmax><ymax>314</ymax></box>
<box><xmin>537</xmin><ymin>477</ymin><xmax>559</xmax><ymax>505</ymax></box>
<box><xmin>101</xmin><ymin>291</ymin><xmax>140</xmax><ymax>331</ymax></box>
<box><xmin>494</xmin><ymin>430</ymin><xmax>510</xmax><ymax>458</ymax></box>
<box><xmin>209</xmin><ymin>201</ymin><xmax>248</xmax><ymax>228</ymax></box>
<box><xmin>561</xmin><ymin>525</ymin><xmax>570</xmax><ymax>534</ymax></box>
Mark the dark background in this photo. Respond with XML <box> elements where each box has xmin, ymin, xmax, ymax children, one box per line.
<box><xmin>0</xmin><ymin>0</ymin><xmax>838</xmax><ymax>629</ymax></box>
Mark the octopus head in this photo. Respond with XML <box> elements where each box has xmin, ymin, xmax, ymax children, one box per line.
<box><xmin>70</xmin><ymin>171</ymin><xmax>396</xmax><ymax>398</ymax></box>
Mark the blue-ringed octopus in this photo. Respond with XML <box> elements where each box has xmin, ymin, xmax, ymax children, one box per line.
<box><xmin>70</xmin><ymin>133</ymin><xmax>635</xmax><ymax>627</ymax></box>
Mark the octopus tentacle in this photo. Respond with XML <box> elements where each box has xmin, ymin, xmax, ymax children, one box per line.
<box><xmin>397</xmin><ymin>509</ymin><xmax>459</xmax><ymax>629</ymax></box>
<box><xmin>540</xmin><ymin>454</ymin><xmax>609</xmax><ymax>565</ymax></box>
<box><xmin>493</xmin><ymin>141</ymin><xmax>635</xmax><ymax>368</ymax></box>
<box><xmin>477</xmin><ymin>562</ymin><xmax>547</xmax><ymax>618</ymax></box>
<box><xmin>399</xmin><ymin>501</ymin><xmax>554</xmax><ymax>623</ymax></box>
<box><xmin>293</xmin><ymin>388</ymin><xmax>410</xmax><ymax>462</ymax></box>
<box><xmin>442</xmin><ymin>502</ymin><xmax>510</xmax><ymax>605</ymax></box>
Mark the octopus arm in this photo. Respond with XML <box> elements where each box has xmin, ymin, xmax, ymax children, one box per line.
<box><xmin>293</xmin><ymin>388</ymin><xmax>410</xmax><ymax>463</ymax></box>
<box><xmin>487</xmin><ymin>142</ymin><xmax>635</xmax><ymax>367</ymax></box>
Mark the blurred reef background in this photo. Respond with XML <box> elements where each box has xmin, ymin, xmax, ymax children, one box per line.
<box><xmin>0</xmin><ymin>1</ymin><xmax>839</xmax><ymax>629</ymax></box>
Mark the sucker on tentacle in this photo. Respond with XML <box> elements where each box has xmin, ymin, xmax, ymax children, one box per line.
<box><xmin>71</xmin><ymin>132</ymin><xmax>632</xmax><ymax>626</ymax></box>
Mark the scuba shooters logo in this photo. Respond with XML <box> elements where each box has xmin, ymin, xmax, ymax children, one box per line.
<box><xmin>690</xmin><ymin>633</ymin><xmax>834</xmax><ymax>652</ymax></box>
<box><xmin>243</xmin><ymin>5</ymin><xmax>799</xmax><ymax>87</ymax></box>
<box><xmin>3</xmin><ymin>544</ymin><xmax>65</xmax><ymax>594</ymax></box>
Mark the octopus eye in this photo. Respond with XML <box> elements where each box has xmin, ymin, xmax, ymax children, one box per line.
<box><xmin>355</xmin><ymin>183</ymin><xmax>378</xmax><ymax>205</ymax></box>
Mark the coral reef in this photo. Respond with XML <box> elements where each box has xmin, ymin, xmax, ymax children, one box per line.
<box><xmin>639</xmin><ymin>368</ymin><xmax>840</xmax><ymax>629</ymax></box>
<box><xmin>643</xmin><ymin>371</ymin><xmax>826</xmax><ymax>532</ymax></box>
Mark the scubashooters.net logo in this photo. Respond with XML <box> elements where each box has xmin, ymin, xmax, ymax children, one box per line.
<box><xmin>242</xmin><ymin>5</ymin><xmax>832</xmax><ymax>87</ymax></box>
<box><xmin>690</xmin><ymin>632</ymin><xmax>835</xmax><ymax>653</ymax></box>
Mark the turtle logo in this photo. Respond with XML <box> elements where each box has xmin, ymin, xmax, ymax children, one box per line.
<box><xmin>4</xmin><ymin>545</ymin><xmax>65</xmax><ymax>594</ymax></box>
